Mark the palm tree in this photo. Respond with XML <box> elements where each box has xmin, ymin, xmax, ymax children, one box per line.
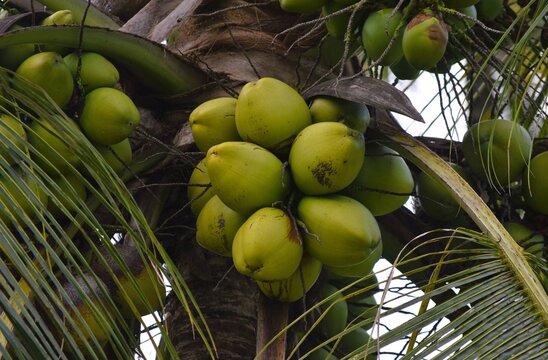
<box><xmin>0</xmin><ymin>0</ymin><xmax>546</xmax><ymax>359</ymax></box>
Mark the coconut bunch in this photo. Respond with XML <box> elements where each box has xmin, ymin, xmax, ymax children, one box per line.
<box><xmin>275</xmin><ymin>0</ymin><xmax>506</xmax><ymax>80</ymax></box>
<box><xmin>188</xmin><ymin>77</ymin><xmax>415</xmax><ymax>302</ymax></box>
<box><xmin>0</xmin><ymin>10</ymin><xmax>137</xmax><ymax>225</ymax></box>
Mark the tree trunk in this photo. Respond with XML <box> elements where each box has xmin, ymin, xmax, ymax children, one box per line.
<box><xmin>163</xmin><ymin>241</ymin><xmax>258</xmax><ymax>360</ymax></box>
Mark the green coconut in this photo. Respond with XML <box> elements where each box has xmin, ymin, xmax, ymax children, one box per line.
<box><xmin>390</xmin><ymin>56</ymin><xmax>420</xmax><ymax>80</ymax></box>
<box><xmin>343</xmin><ymin>142</ymin><xmax>414</xmax><ymax>216</ymax></box>
<box><xmin>0</xmin><ymin>25</ymin><xmax>35</xmax><ymax>70</ymax></box>
<box><xmin>64</xmin><ymin>52</ymin><xmax>120</xmax><ymax>93</ymax></box>
<box><xmin>235</xmin><ymin>77</ymin><xmax>311</xmax><ymax>153</ymax></box>
<box><xmin>196</xmin><ymin>195</ymin><xmax>248</xmax><ymax>257</ymax></box>
<box><xmin>95</xmin><ymin>138</ymin><xmax>132</xmax><ymax>174</ymax></box>
<box><xmin>309</xmin><ymin>96</ymin><xmax>370</xmax><ymax>133</ymax></box>
<box><xmin>476</xmin><ymin>0</ymin><xmax>503</xmax><ymax>21</ymax></box>
<box><xmin>326</xmin><ymin>240</ymin><xmax>382</xmax><ymax>278</ymax></box>
<box><xmin>361</xmin><ymin>8</ymin><xmax>404</xmax><ymax>66</ymax></box>
<box><xmin>318</xmin><ymin>283</ymin><xmax>348</xmax><ymax>340</ymax></box>
<box><xmin>462</xmin><ymin>119</ymin><xmax>532</xmax><ymax>187</ymax></box>
<box><xmin>338</xmin><ymin>326</ymin><xmax>374</xmax><ymax>356</ymax></box>
<box><xmin>27</xmin><ymin>117</ymin><xmax>81</xmax><ymax>175</ymax></box>
<box><xmin>47</xmin><ymin>172</ymin><xmax>87</xmax><ymax>217</ymax></box>
<box><xmin>298</xmin><ymin>195</ymin><xmax>381</xmax><ymax>267</ymax></box>
<box><xmin>79</xmin><ymin>87</ymin><xmax>140</xmax><ymax>145</ymax></box>
<box><xmin>522</xmin><ymin>151</ymin><xmax>548</xmax><ymax>216</ymax></box>
<box><xmin>232</xmin><ymin>207</ymin><xmax>303</xmax><ymax>281</ymax></box>
<box><xmin>279</xmin><ymin>0</ymin><xmax>328</xmax><ymax>13</ymax></box>
<box><xmin>443</xmin><ymin>0</ymin><xmax>480</xmax><ymax>9</ymax></box>
<box><xmin>322</xmin><ymin>2</ymin><xmax>358</xmax><ymax>39</ymax></box>
<box><xmin>0</xmin><ymin>113</ymin><xmax>27</xmax><ymax>166</ymax></box>
<box><xmin>0</xmin><ymin>170</ymin><xmax>48</xmax><ymax>225</ymax></box>
<box><xmin>16</xmin><ymin>52</ymin><xmax>74</xmax><ymax>108</ymax></box>
<box><xmin>289</xmin><ymin>122</ymin><xmax>364</xmax><ymax>195</ymax></box>
<box><xmin>446</xmin><ymin>5</ymin><xmax>477</xmax><ymax>35</ymax></box>
<box><xmin>402</xmin><ymin>12</ymin><xmax>449</xmax><ymax>70</ymax></box>
<box><xmin>503</xmin><ymin>222</ymin><xmax>544</xmax><ymax>258</ymax></box>
<box><xmin>187</xmin><ymin>158</ymin><xmax>216</xmax><ymax>216</ymax></box>
<box><xmin>206</xmin><ymin>141</ymin><xmax>292</xmax><ymax>215</ymax></box>
<box><xmin>416</xmin><ymin>163</ymin><xmax>469</xmax><ymax>222</ymax></box>
<box><xmin>189</xmin><ymin>97</ymin><xmax>241</xmax><ymax>152</ymax></box>
<box><xmin>256</xmin><ymin>255</ymin><xmax>322</xmax><ymax>302</ymax></box>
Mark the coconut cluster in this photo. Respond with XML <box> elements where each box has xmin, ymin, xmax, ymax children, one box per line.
<box><xmin>0</xmin><ymin>10</ymin><xmax>139</xmax><ymax>225</ymax></box>
<box><xmin>276</xmin><ymin>0</ymin><xmax>505</xmax><ymax>80</ymax></box>
<box><xmin>0</xmin><ymin>10</ymin><xmax>161</xmax><ymax>346</ymax></box>
<box><xmin>188</xmin><ymin>77</ymin><xmax>415</xmax><ymax>302</ymax></box>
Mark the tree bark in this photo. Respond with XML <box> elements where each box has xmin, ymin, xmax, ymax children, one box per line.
<box><xmin>91</xmin><ymin>0</ymin><xmax>151</xmax><ymax>21</ymax></box>
<box><xmin>163</xmin><ymin>241</ymin><xmax>258</xmax><ymax>360</ymax></box>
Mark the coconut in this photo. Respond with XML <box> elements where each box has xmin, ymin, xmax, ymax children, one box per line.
<box><xmin>342</xmin><ymin>142</ymin><xmax>414</xmax><ymax>216</ymax></box>
<box><xmin>232</xmin><ymin>207</ymin><xmax>303</xmax><ymax>281</ymax></box>
<box><xmin>196</xmin><ymin>195</ymin><xmax>247</xmax><ymax>257</ymax></box>
<box><xmin>325</xmin><ymin>240</ymin><xmax>382</xmax><ymax>278</ymax></box>
<box><xmin>298</xmin><ymin>195</ymin><xmax>381</xmax><ymax>267</ymax></box>
<box><xmin>289</xmin><ymin>122</ymin><xmax>364</xmax><ymax>195</ymax></box>
<box><xmin>361</xmin><ymin>8</ymin><xmax>404</xmax><ymax>66</ymax></box>
<box><xmin>402</xmin><ymin>12</ymin><xmax>449</xmax><ymax>70</ymax></box>
<box><xmin>318</xmin><ymin>283</ymin><xmax>348</xmax><ymax>340</ymax></box>
<box><xmin>235</xmin><ymin>77</ymin><xmax>311</xmax><ymax>153</ymax></box>
<box><xmin>256</xmin><ymin>255</ymin><xmax>322</xmax><ymax>302</ymax></box>
<box><xmin>206</xmin><ymin>141</ymin><xmax>292</xmax><ymax>215</ymax></box>
<box><xmin>189</xmin><ymin>97</ymin><xmax>240</xmax><ymax>152</ymax></box>
<box><xmin>187</xmin><ymin>158</ymin><xmax>216</xmax><ymax>216</ymax></box>
<box><xmin>309</xmin><ymin>96</ymin><xmax>370</xmax><ymax>133</ymax></box>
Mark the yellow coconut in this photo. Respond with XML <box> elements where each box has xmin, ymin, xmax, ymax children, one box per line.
<box><xmin>232</xmin><ymin>207</ymin><xmax>303</xmax><ymax>281</ymax></box>
<box><xmin>189</xmin><ymin>97</ymin><xmax>241</xmax><ymax>152</ymax></box>
<box><xmin>289</xmin><ymin>122</ymin><xmax>364</xmax><ymax>195</ymax></box>
<box><xmin>256</xmin><ymin>255</ymin><xmax>322</xmax><ymax>302</ymax></box>
<box><xmin>196</xmin><ymin>195</ymin><xmax>248</xmax><ymax>257</ymax></box>
<box><xmin>206</xmin><ymin>141</ymin><xmax>292</xmax><ymax>215</ymax></box>
<box><xmin>235</xmin><ymin>77</ymin><xmax>311</xmax><ymax>153</ymax></box>
<box><xmin>298</xmin><ymin>195</ymin><xmax>381</xmax><ymax>267</ymax></box>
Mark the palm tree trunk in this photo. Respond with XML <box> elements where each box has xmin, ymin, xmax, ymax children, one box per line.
<box><xmin>163</xmin><ymin>242</ymin><xmax>258</xmax><ymax>360</ymax></box>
